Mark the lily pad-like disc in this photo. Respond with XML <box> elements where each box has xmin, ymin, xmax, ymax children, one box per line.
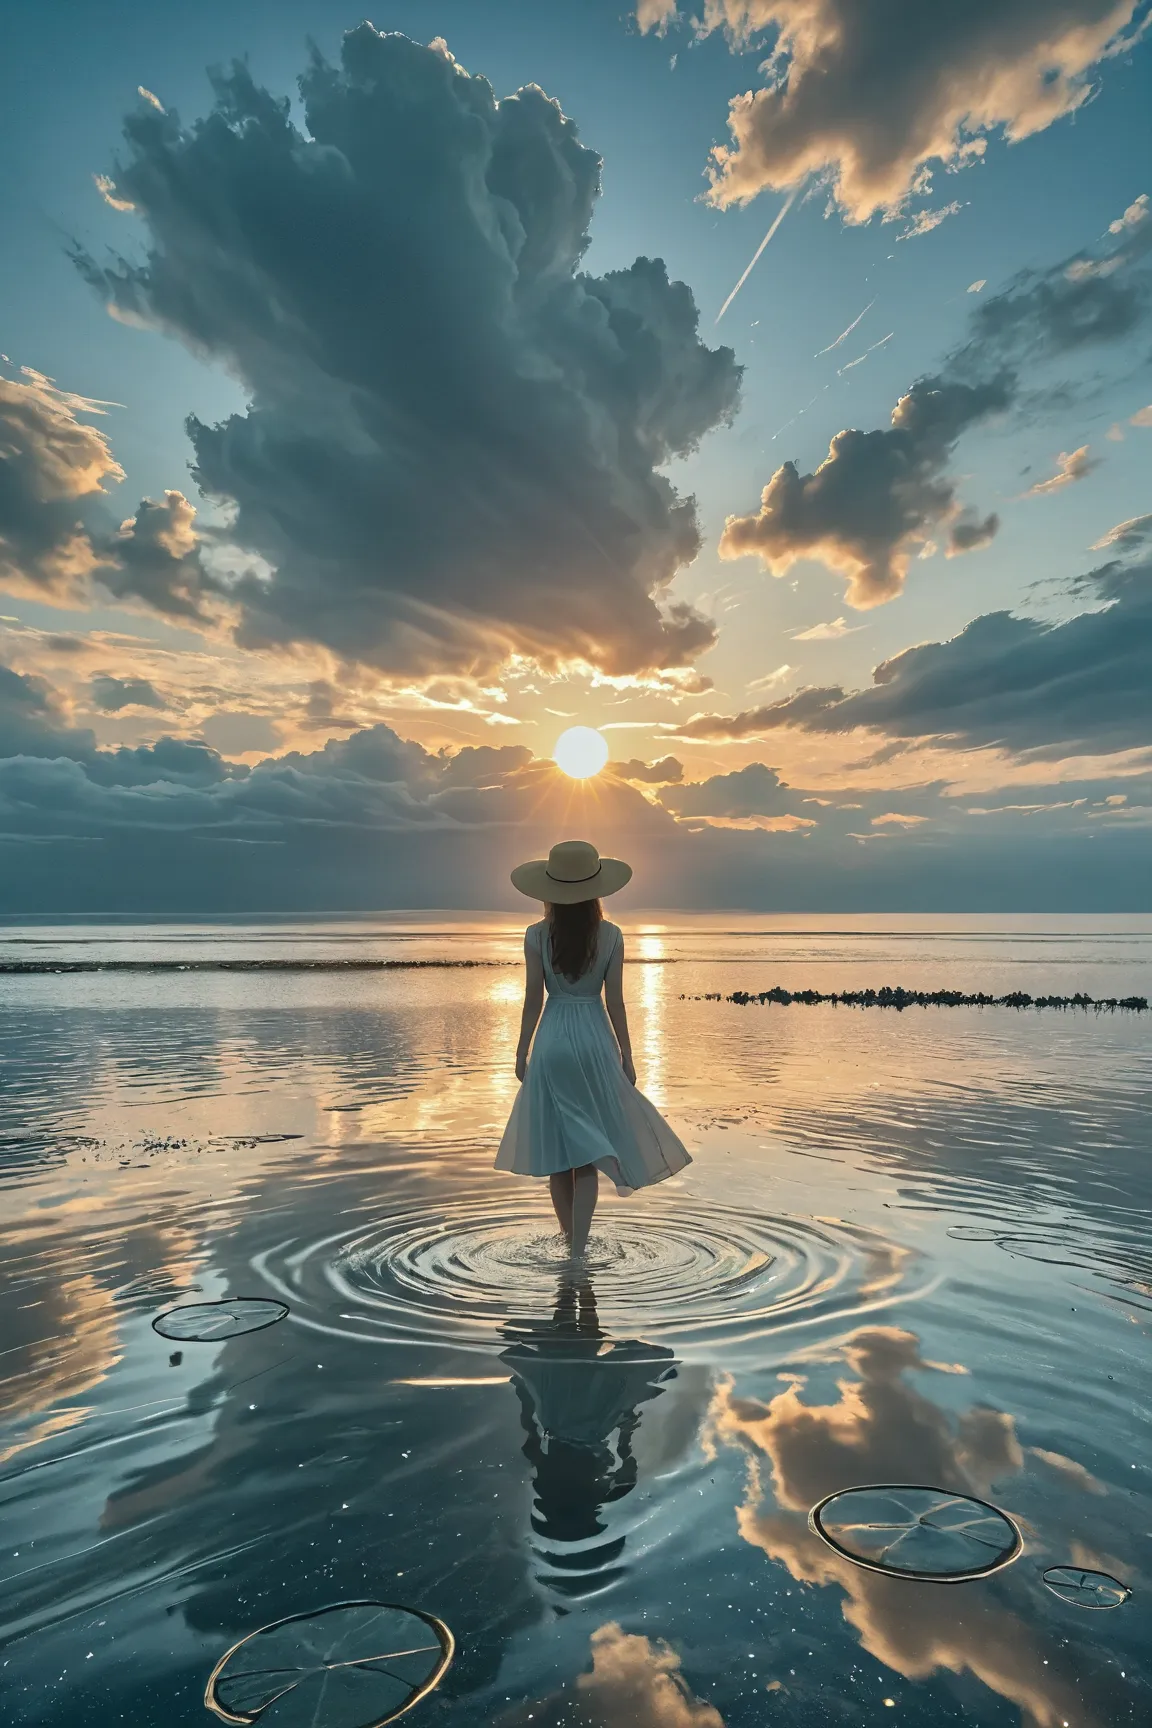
<box><xmin>153</xmin><ymin>1297</ymin><xmax>289</xmax><ymax>1341</ymax></box>
<box><xmin>809</xmin><ymin>1484</ymin><xmax>1022</xmax><ymax>1581</ymax></box>
<box><xmin>205</xmin><ymin>1600</ymin><xmax>454</xmax><ymax>1726</ymax></box>
<box><xmin>1042</xmin><ymin>1566</ymin><xmax>1130</xmax><ymax>1609</ymax></box>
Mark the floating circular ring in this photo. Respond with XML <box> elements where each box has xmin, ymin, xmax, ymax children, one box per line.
<box><xmin>205</xmin><ymin>1599</ymin><xmax>454</xmax><ymax>1725</ymax></box>
<box><xmin>809</xmin><ymin>1484</ymin><xmax>1022</xmax><ymax>1582</ymax></box>
<box><xmin>1041</xmin><ymin>1566</ymin><xmax>1131</xmax><ymax>1610</ymax></box>
<box><xmin>152</xmin><ymin>1297</ymin><xmax>289</xmax><ymax>1342</ymax></box>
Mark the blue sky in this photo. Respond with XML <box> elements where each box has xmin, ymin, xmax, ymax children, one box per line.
<box><xmin>1</xmin><ymin>1</ymin><xmax>1150</xmax><ymax>909</ymax></box>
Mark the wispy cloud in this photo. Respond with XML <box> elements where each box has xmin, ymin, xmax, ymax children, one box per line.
<box><xmin>1025</xmin><ymin>445</ymin><xmax>1100</xmax><ymax>497</ymax></box>
<box><xmin>746</xmin><ymin>663</ymin><xmax>793</xmax><ymax>692</ymax></box>
<box><xmin>815</xmin><ymin>299</ymin><xmax>874</xmax><ymax>357</ymax></box>
<box><xmin>1091</xmin><ymin>513</ymin><xmax>1152</xmax><ymax>551</ymax></box>
<box><xmin>93</xmin><ymin>174</ymin><xmax>135</xmax><ymax>213</ymax></box>
<box><xmin>897</xmin><ymin>201</ymin><xmax>964</xmax><ymax>242</ymax></box>
<box><xmin>791</xmin><ymin>617</ymin><xmax>864</xmax><ymax>641</ymax></box>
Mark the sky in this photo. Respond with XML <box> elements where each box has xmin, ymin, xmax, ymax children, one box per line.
<box><xmin>1</xmin><ymin>0</ymin><xmax>1150</xmax><ymax>913</ymax></box>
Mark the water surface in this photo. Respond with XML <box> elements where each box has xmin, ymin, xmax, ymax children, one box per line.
<box><xmin>2</xmin><ymin>915</ymin><xmax>1150</xmax><ymax>1725</ymax></box>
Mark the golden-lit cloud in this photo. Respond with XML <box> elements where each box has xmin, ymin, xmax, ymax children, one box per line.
<box><xmin>708</xmin><ymin>1327</ymin><xmax>1024</xmax><ymax>1510</ymax></box>
<box><xmin>706</xmin><ymin>1326</ymin><xmax>1120</xmax><ymax>1728</ymax></box>
<box><xmin>500</xmin><ymin>1623</ymin><xmax>724</xmax><ymax>1727</ymax></box>
<box><xmin>0</xmin><ymin>1261</ymin><xmax>122</xmax><ymax>1466</ymax></box>
<box><xmin>644</xmin><ymin>1</ymin><xmax>1149</xmax><ymax>225</ymax></box>
<box><xmin>718</xmin><ymin>375</ymin><xmax>1007</xmax><ymax>609</ymax></box>
<box><xmin>1024</xmin><ymin>444</ymin><xmax>1101</xmax><ymax>496</ymax></box>
<box><xmin>0</xmin><ymin>369</ymin><xmax>124</xmax><ymax>597</ymax></box>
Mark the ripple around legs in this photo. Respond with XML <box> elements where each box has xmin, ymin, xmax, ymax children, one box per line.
<box><xmin>252</xmin><ymin>1195</ymin><xmax>933</xmax><ymax>1360</ymax></box>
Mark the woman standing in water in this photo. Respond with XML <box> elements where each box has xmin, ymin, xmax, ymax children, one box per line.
<box><xmin>495</xmin><ymin>840</ymin><xmax>691</xmax><ymax>1258</ymax></box>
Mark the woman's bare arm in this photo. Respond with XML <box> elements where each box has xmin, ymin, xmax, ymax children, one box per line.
<box><xmin>604</xmin><ymin>930</ymin><xmax>636</xmax><ymax>1085</ymax></box>
<box><xmin>514</xmin><ymin>929</ymin><xmax>545</xmax><ymax>1081</ymax></box>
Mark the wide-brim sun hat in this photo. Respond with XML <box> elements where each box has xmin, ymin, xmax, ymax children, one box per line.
<box><xmin>511</xmin><ymin>839</ymin><xmax>632</xmax><ymax>904</ymax></box>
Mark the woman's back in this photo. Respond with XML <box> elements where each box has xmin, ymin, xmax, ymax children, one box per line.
<box><xmin>532</xmin><ymin>919</ymin><xmax>620</xmax><ymax>999</ymax></box>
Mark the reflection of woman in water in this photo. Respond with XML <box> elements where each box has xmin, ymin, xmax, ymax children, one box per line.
<box><xmin>495</xmin><ymin>840</ymin><xmax>691</xmax><ymax>1259</ymax></box>
<box><xmin>501</xmin><ymin>1277</ymin><xmax>676</xmax><ymax>1597</ymax></box>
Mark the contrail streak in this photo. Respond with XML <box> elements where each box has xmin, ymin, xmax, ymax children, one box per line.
<box><xmin>838</xmin><ymin>331</ymin><xmax>893</xmax><ymax>373</ymax></box>
<box><xmin>814</xmin><ymin>298</ymin><xmax>874</xmax><ymax>356</ymax></box>
<box><xmin>714</xmin><ymin>187</ymin><xmax>798</xmax><ymax>325</ymax></box>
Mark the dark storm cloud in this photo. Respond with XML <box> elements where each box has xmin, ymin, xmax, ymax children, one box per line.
<box><xmin>641</xmin><ymin>1</ymin><xmax>1148</xmax><ymax>223</ymax></box>
<box><xmin>676</xmin><ymin>559</ymin><xmax>1152</xmax><ymax>758</ymax></box>
<box><xmin>74</xmin><ymin>27</ymin><xmax>742</xmax><ymax>678</ymax></box>
<box><xmin>720</xmin><ymin>375</ymin><xmax>1012</xmax><ymax>607</ymax></box>
<box><xmin>89</xmin><ymin>673</ymin><xmax>167</xmax><ymax>712</ymax></box>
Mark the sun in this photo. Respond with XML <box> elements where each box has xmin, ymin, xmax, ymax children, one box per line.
<box><xmin>553</xmin><ymin>726</ymin><xmax>609</xmax><ymax>780</ymax></box>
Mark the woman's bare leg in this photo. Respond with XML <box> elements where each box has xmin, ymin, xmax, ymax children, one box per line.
<box><xmin>549</xmin><ymin>1170</ymin><xmax>574</xmax><ymax>1243</ymax></box>
<box><xmin>570</xmin><ymin>1164</ymin><xmax>599</xmax><ymax>1258</ymax></box>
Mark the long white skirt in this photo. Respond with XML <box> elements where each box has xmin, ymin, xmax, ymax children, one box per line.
<box><xmin>494</xmin><ymin>997</ymin><xmax>691</xmax><ymax>1195</ymax></box>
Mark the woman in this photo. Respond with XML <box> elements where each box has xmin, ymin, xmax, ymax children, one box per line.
<box><xmin>495</xmin><ymin>839</ymin><xmax>691</xmax><ymax>1258</ymax></box>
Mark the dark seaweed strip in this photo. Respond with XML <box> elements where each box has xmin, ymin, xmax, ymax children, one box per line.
<box><xmin>682</xmin><ymin>986</ymin><xmax>1149</xmax><ymax>1012</ymax></box>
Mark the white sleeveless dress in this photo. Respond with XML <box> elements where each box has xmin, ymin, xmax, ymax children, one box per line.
<box><xmin>495</xmin><ymin>920</ymin><xmax>692</xmax><ymax>1196</ymax></box>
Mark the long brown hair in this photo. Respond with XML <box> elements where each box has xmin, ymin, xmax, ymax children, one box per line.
<box><xmin>548</xmin><ymin>898</ymin><xmax>603</xmax><ymax>981</ymax></box>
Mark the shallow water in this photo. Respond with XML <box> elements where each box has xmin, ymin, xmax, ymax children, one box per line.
<box><xmin>2</xmin><ymin>915</ymin><xmax>1151</xmax><ymax>1725</ymax></box>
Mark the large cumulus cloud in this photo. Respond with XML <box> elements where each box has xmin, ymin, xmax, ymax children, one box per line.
<box><xmin>641</xmin><ymin>0</ymin><xmax>1148</xmax><ymax>222</ymax></box>
<box><xmin>676</xmin><ymin>558</ymin><xmax>1152</xmax><ymax>757</ymax></box>
<box><xmin>74</xmin><ymin>28</ymin><xmax>742</xmax><ymax>678</ymax></box>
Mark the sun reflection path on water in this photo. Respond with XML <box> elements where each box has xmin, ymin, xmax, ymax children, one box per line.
<box><xmin>631</xmin><ymin>926</ymin><xmax>669</xmax><ymax>1102</ymax></box>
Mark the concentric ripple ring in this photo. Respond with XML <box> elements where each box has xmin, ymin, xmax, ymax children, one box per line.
<box><xmin>252</xmin><ymin>1193</ymin><xmax>931</xmax><ymax>1360</ymax></box>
